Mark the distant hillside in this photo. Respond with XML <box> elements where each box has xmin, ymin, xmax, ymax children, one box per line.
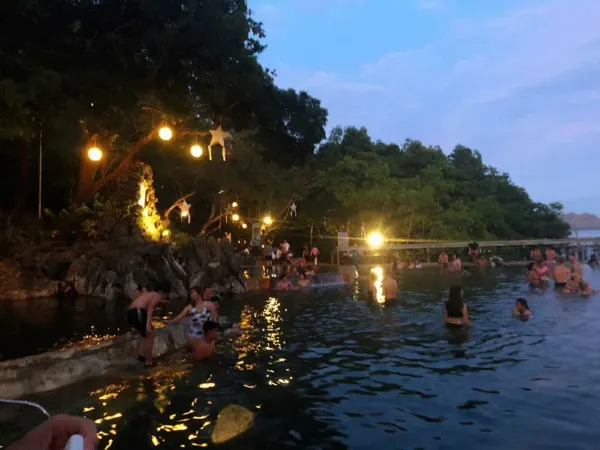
<box><xmin>563</xmin><ymin>212</ymin><xmax>600</xmax><ymax>230</ymax></box>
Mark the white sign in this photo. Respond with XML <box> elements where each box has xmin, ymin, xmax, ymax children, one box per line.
<box><xmin>338</xmin><ymin>231</ymin><xmax>349</xmax><ymax>249</ymax></box>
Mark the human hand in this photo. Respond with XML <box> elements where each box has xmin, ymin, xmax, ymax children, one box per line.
<box><xmin>7</xmin><ymin>414</ymin><xmax>98</xmax><ymax>450</ymax></box>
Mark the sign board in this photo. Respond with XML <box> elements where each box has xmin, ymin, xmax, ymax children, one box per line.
<box><xmin>251</xmin><ymin>222</ymin><xmax>262</xmax><ymax>247</ymax></box>
<box><xmin>338</xmin><ymin>231</ymin><xmax>349</xmax><ymax>249</ymax></box>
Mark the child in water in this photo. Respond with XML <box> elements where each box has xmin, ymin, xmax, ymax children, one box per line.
<box><xmin>565</xmin><ymin>273</ymin><xmax>594</xmax><ymax>297</ymax></box>
<box><xmin>512</xmin><ymin>298</ymin><xmax>531</xmax><ymax>318</ymax></box>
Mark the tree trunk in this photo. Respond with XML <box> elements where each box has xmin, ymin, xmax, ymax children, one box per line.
<box><xmin>14</xmin><ymin>140</ymin><xmax>30</xmax><ymax>213</ymax></box>
<box><xmin>74</xmin><ymin>157</ymin><xmax>97</xmax><ymax>205</ymax></box>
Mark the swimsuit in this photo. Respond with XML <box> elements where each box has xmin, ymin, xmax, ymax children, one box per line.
<box><xmin>189</xmin><ymin>306</ymin><xmax>211</xmax><ymax>338</ymax></box>
<box><xmin>126</xmin><ymin>308</ymin><xmax>148</xmax><ymax>337</ymax></box>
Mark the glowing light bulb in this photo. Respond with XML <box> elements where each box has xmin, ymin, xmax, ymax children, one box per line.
<box><xmin>87</xmin><ymin>147</ymin><xmax>103</xmax><ymax>162</ymax></box>
<box><xmin>241</xmin><ymin>223</ymin><xmax>247</xmax><ymax>229</ymax></box>
<box><xmin>232</xmin><ymin>214</ymin><xmax>240</xmax><ymax>222</ymax></box>
<box><xmin>231</xmin><ymin>202</ymin><xmax>238</xmax><ymax>208</ymax></box>
<box><xmin>158</xmin><ymin>126</ymin><xmax>173</xmax><ymax>141</ymax></box>
<box><xmin>367</xmin><ymin>232</ymin><xmax>384</xmax><ymax>248</ymax></box>
<box><xmin>190</xmin><ymin>144</ymin><xmax>202</xmax><ymax>158</ymax></box>
<box><xmin>263</xmin><ymin>216</ymin><xmax>273</xmax><ymax>226</ymax></box>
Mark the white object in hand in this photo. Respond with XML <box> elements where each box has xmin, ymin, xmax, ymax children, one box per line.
<box><xmin>63</xmin><ymin>434</ymin><xmax>84</xmax><ymax>450</ymax></box>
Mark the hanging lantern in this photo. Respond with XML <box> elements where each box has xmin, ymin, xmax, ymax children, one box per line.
<box><xmin>208</xmin><ymin>125</ymin><xmax>230</xmax><ymax>161</ymax></box>
<box><xmin>190</xmin><ymin>144</ymin><xmax>202</xmax><ymax>158</ymax></box>
<box><xmin>158</xmin><ymin>126</ymin><xmax>173</xmax><ymax>141</ymax></box>
<box><xmin>179</xmin><ymin>200</ymin><xmax>191</xmax><ymax>223</ymax></box>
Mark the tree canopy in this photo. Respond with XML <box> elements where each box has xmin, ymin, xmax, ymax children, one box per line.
<box><xmin>0</xmin><ymin>0</ymin><xmax>569</xmax><ymax>242</ymax></box>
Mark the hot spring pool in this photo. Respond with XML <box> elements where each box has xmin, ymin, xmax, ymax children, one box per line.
<box><xmin>2</xmin><ymin>268</ymin><xmax>600</xmax><ymax>449</ymax></box>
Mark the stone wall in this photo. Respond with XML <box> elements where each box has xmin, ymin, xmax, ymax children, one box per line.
<box><xmin>0</xmin><ymin>323</ymin><xmax>188</xmax><ymax>399</ymax></box>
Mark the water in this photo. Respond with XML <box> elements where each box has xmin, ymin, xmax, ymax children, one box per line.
<box><xmin>3</xmin><ymin>268</ymin><xmax>600</xmax><ymax>449</ymax></box>
<box><xmin>571</xmin><ymin>229</ymin><xmax>600</xmax><ymax>238</ymax></box>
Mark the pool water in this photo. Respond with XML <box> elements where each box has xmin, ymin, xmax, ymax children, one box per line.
<box><xmin>2</xmin><ymin>268</ymin><xmax>600</xmax><ymax>449</ymax></box>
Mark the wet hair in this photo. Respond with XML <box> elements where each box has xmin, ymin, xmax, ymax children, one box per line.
<box><xmin>446</xmin><ymin>286</ymin><xmax>464</xmax><ymax>317</ymax></box>
<box><xmin>135</xmin><ymin>284</ymin><xmax>143</xmax><ymax>292</ymax></box>
<box><xmin>153</xmin><ymin>281</ymin><xmax>171</xmax><ymax>294</ymax></box>
<box><xmin>202</xmin><ymin>320</ymin><xmax>221</xmax><ymax>334</ymax></box>
<box><xmin>527</xmin><ymin>262</ymin><xmax>534</xmax><ymax>271</ymax></box>
<box><xmin>516</xmin><ymin>298</ymin><xmax>530</xmax><ymax>311</ymax></box>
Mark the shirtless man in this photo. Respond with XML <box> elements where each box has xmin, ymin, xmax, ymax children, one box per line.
<box><xmin>382</xmin><ymin>271</ymin><xmax>398</xmax><ymax>301</ymax></box>
<box><xmin>553</xmin><ymin>257</ymin><xmax>570</xmax><ymax>289</ymax></box>
<box><xmin>438</xmin><ymin>252</ymin><xmax>449</xmax><ymax>273</ymax></box>
<box><xmin>450</xmin><ymin>254</ymin><xmax>462</xmax><ymax>273</ymax></box>
<box><xmin>191</xmin><ymin>320</ymin><xmax>220</xmax><ymax>361</ymax></box>
<box><xmin>567</xmin><ymin>252</ymin><xmax>583</xmax><ymax>278</ymax></box>
<box><xmin>126</xmin><ymin>282</ymin><xmax>170</xmax><ymax>368</ymax></box>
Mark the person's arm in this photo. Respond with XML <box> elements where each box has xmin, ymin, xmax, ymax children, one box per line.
<box><xmin>463</xmin><ymin>304</ymin><xmax>472</xmax><ymax>327</ymax></box>
<box><xmin>512</xmin><ymin>308</ymin><xmax>519</xmax><ymax>316</ymax></box>
<box><xmin>169</xmin><ymin>305</ymin><xmax>191</xmax><ymax>325</ymax></box>
<box><xmin>7</xmin><ymin>414</ymin><xmax>98</xmax><ymax>450</ymax></box>
<box><xmin>207</xmin><ymin>302</ymin><xmax>217</xmax><ymax>321</ymax></box>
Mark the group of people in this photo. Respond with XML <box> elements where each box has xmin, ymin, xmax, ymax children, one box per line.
<box><xmin>127</xmin><ymin>283</ymin><xmax>240</xmax><ymax>366</ymax></box>
<box><xmin>527</xmin><ymin>248</ymin><xmax>594</xmax><ymax>296</ymax></box>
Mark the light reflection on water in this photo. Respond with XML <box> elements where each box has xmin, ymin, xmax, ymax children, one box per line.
<box><xmin>3</xmin><ymin>269</ymin><xmax>600</xmax><ymax>448</ymax></box>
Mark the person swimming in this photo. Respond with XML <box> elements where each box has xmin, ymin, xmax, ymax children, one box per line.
<box><xmin>189</xmin><ymin>320</ymin><xmax>220</xmax><ymax>361</ymax></box>
<box><xmin>297</xmin><ymin>272</ymin><xmax>311</xmax><ymax>288</ymax></box>
<box><xmin>169</xmin><ymin>286</ymin><xmax>218</xmax><ymax>358</ymax></box>
<box><xmin>513</xmin><ymin>298</ymin><xmax>531</xmax><ymax>318</ymax></box>
<box><xmin>443</xmin><ymin>286</ymin><xmax>471</xmax><ymax>328</ymax></box>
<box><xmin>553</xmin><ymin>256</ymin><xmax>570</xmax><ymax>289</ymax></box>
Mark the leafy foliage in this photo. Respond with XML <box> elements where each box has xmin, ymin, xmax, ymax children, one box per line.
<box><xmin>0</xmin><ymin>1</ymin><xmax>569</xmax><ymax>242</ymax></box>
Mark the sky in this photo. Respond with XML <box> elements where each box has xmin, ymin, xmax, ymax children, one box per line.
<box><xmin>247</xmin><ymin>0</ymin><xmax>600</xmax><ymax>214</ymax></box>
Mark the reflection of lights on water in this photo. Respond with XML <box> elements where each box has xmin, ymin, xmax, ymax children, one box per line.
<box><xmin>264</xmin><ymin>297</ymin><xmax>282</xmax><ymax>351</ymax></box>
<box><xmin>370</xmin><ymin>266</ymin><xmax>385</xmax><ymax>304</ymax></box>
<box><xmin>199</xmin><ymin>382</ymin><xmax>215</xmax><ymax>389</ymax></box>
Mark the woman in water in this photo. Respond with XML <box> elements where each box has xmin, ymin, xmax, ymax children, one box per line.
<box><xmin>443</xmin><ymin>286</ymin><xmax>471</xmax><ymax>328</ymax></box>
<box><xmin>513</xmin><ymin>298</ymin><xmax>532</xmax><ymax>318</ymax></box>
<box><xmin>532</xmin><ymin>259</ymin><xmax>551</xmax><ymax>284</ymax></box>
<box><xmin>297</xmin><ymin>272</ymin><xmax>311</xmax><ymax>288</ymax></box>
<box><xmin>169</xmin><ymin>286</ymin><xmax>218</xmax><ymax>359</ymax></box>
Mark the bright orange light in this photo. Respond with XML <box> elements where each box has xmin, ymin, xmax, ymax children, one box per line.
<box><xmin>87</xmin><ymin>147</ymin><xmax>103</xmax><ymax>162</ymax></box>
<box><xmin>241</xmin><ymin>223</ymin><xmax>248</xmax><ymax>229</ymax></box>
<box><xmin>158</xmin><ymin>126</ymin><xmax>173</xmax><ymax>141</ymax></box>
<box><xmin>232</xmin><ymin>213</ymin><xmax>240</xmax><ymax>222</ymax></box>
<box><xmin>190</xmin><ymin>144</ymin><xmax>202</xmax><ymax>158</ymax></box>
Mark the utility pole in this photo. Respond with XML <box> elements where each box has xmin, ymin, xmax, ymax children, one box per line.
<box><xmin>37</xmin><ymin>127</ymin><xmax>43</xmax><ymax>220</ymax></box>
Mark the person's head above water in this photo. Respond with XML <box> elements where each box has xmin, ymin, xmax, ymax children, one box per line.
<box><xmin>515</xmin><ymin>298</ymin><xmax>530</xmax><ymax>312</ymax></box>
<box><xmin>568</xmin><ymin>252</ymin><xmax>577</xmax><ymax>263</ymax></box>
<box><xmin>190</xmin><ymin>285</ymin><xmax>212</xmax><ymax>302</ymax></box>
<box><xmin>446</xmin><ymin>285</ymin><xmax>464</xmax><ymax>316</ymax></box>
<box><xmin>152</xmin><ymin>281</ymin><xmax>171</xmax><ymax>298</ymax></box>
<box><xmin>202</xmin><ymin>320</ymin><xmax>221</xmax><ymax>341</ymax></box>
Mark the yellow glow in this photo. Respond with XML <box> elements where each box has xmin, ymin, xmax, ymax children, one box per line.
<box><xmin>138</xmin><ymin>182</ymin><xmax>147</xmax><ymax>208</ymax></box>
<box><xmin>232</xmin><ymin>213</ymin><xmax>240</xmax><ymax>222</ymax></box>
<box><xmin>190</xmin><ymin>144</ymin><xmax>202</xmax><ymax>158</ymax></box>
<box><xmin>181</xmin><ymin>210</ymin><xmax>189</xmax><ymax>218</ymax></box>
<box><xmin>143</xmin><ymin>208</ymin><xmax>149</xmax><ymax>217</ymax></box>
<box><xmin>162</xmin><ymin>229</ymin><xmax>170</xmax><ymax>238</ymax></box>
<box><xmin>199</xmin><ymin>382</ymin><xmax>216</xmax><ymax>389</ymax></box>
<box><xmin>87</xmin><ymin>147</ymin><xmax>103</xmax><ymax>162</ymax></box>
<box><xmin>231</xmin><ymin>201</ymin><xmax>238</xmax><ymax>208</ymax></box>
<box><xmin>263</xmin><ymin>215</ymin><xmax>273</xmax><ymax>226</ymax></box>
<box><xmin>370</xmin><ymin>266</ymin><xmax>385</xmax><ymax>304</ymax></box>
<box><xmin>158</xmin><ymin>126</ymin><xmax>173</xmax><ymax>141</ymax></box>
<box><xmin>367</xmin><ymin>232</ymin><xmax>384</xmax><ymax>248</ymax></box>
<box><xmin>241</xmin><ymin>223</ymin><xmax>247</xmax><ymax>229</ymax></box>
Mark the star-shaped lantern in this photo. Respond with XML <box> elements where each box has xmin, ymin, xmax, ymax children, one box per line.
<box><xmin>179</xmin><ymin>200</ymin><xmax>191</xmax><ymax>223</ymax></box>
<box><xmin>208</xmin><ymin>125</ymin><xmax>230</xmax><ymax>161</ymax></box>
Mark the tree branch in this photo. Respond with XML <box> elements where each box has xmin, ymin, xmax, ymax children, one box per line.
<box><xmin>163</xmin><ymin>192</ymin><xmax>195</xmax><ymax>219</ymax></box>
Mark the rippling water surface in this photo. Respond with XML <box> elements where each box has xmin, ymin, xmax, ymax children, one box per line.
<box><xmin>3</xmin><ymin>268</ymin><xmax>600</xmax><ymax>449</ymax></box>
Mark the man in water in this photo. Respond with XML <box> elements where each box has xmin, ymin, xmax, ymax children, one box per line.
<box><xmin>438</xmin><ymin>252</ymin><xmax>449</xmax><ymax>272</ymax></box>
<box><xmin>450</xmin><ymin>254</ymin><xmax>462</xmax><ymax>273</ymax></box>
<box><xmin>553</xmin><ymin>256</ymin><xmax>570</xmax><ymax>289</ymax></box>
<box><xmin>192</xmin><ymin>320</ymin><xmax>221</xmax><ymax>361</ymax></box>
<box><xmin>383</xmin><ymin>270</ymin><xmax>398</xmax><ymax>301</ymax></box>
<box><xmin>126</xmin><ymin>282</ymin><xmax>170</xmax><ymax>368</ymax></box>
<box><xmin>567</xmin><ymin>252</ymin><xmax>583</xmax><ymax>278</ymax></box>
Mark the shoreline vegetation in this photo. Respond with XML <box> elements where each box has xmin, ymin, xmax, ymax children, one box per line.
<box><xmin>0</xmin><ymin>0</ymin><xmax>571</xmax><ymax>300</ymax></box>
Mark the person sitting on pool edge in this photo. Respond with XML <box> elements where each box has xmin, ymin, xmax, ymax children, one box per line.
<box><xmin>513</xmin><ymin>298</ymin><xmax>532</xmax><ymax>318</ymax></box>
<box><xmin>191</xmin><ymin>320</ymin><xmax>221</xmax><ymax>361</ymax></box>
<box><xmin>443</xmin><ymin>285</ymin><xmax>471</xmax><ymax>328</ymax></box>
<box><xmin>126</xmin><ymin>281</ymin><xmax>170</xmax><ymax>368</ymax></box>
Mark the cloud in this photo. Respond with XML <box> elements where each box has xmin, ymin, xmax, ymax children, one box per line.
<box><xmin>263</xmin><ymin>0</ymin><xmax>600</xmax><ymax>208</ymax></box>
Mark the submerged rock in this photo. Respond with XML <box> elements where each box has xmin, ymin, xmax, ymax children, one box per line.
<box><xmin>211</xmin><ymin>404</ymin><xmax>254</xmax><ymax>444</ymax></box>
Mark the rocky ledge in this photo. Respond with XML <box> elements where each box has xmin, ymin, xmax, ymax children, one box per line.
<box><xmin>0</xmin><ymin>323</ymin><xmax>188</xmax><ymax>399</ymax></box>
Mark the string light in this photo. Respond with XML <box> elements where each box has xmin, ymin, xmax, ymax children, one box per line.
<box><xmin>158</xmin><ymin>126</ymin><xmax>173</xmax><ymax>141</ymax></box>
<box><xmin>87</xmin><ymin>146</ymin><xmax>103</xmax><ymax>162</ymax></box>
<box><xmin>190</xmin><ymin>144</ymin><xmax>202</xmax><ymax>158</ymax></box>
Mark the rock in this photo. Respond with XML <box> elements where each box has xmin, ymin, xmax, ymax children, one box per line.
<box><xmin>211</xmin><ymin>405</ymin><xmax>254</xmax><ymax>444</ymax></box>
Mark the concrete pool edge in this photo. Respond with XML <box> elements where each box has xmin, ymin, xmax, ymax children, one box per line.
<box><xmin>0</xmin><ymin>323</ymin><xmax>188</xmax><ymax>399</ymax></box>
